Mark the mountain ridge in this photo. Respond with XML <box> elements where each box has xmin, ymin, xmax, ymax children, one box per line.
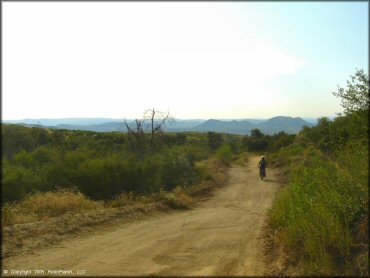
<box><xmin>3</xmin><ymin>116</ymin><xmax>314</xmax><ymax>135</ymax></box>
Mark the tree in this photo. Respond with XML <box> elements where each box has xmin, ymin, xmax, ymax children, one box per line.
<box><xmin>124</xmin><ymin>109</ymin><xmax>173</xmax><ymax>157</ymax></box>
<box><xmin>143</xmin><ymin>108</ymin><xmax>173</xmax><ymax>149</ymax></box>
<box><xmin>333</xmin><ymin>69</ymin><xmax>369</xmax><ymax>138</ymax></box>
<box><xmin>267</xmin><ymin>131</ymin><xmax>295</xmax><ymax>152</ymax></box>
<box><xmin>124</xmin><ymin>118</ymin><xmax>146</xmax><ymax>157</ymax></box>
<box><xmin>333</xmin><ymin>69</ymin><xmax>369</xmax><ymax>115</ymax></box>
<box><xmin>243</xmin><ymin>129</ymin><xmax>270</xmax><ymax>151</ymax></box>
<box><xmin>207</xmin><ymin>132</ymin><xmax>223</xmax><ymax>151</ymax></box>
<box><xmin>250</xmin><ymin>128</ymin><xmax>264</xmax><ymax>138</ymax></box>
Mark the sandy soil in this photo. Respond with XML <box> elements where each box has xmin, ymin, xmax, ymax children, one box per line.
<box><xmin>2</xmin><ymin>156</ymin><xmax>283</xmax><ymax>276</ymax></box>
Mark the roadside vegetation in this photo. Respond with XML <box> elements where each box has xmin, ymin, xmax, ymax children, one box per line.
<box><xmin>252</xmin><ymin>69</ymin><xmax>368</xmax><ymax>276</ymax></box>
<box><xmin>1</xmin><ymin>112</ymin><xmax>243</xmax><ymax>226</ymax></box>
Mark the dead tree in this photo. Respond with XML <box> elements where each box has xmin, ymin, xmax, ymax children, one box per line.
<box><xmin>124</xmin><ymin>118</ymin><xmax>146</xmax><ymax>157</ymax></box>
<box><xmin>124</xmin><ymin>109</ymin><xmax>173</xmax><ymax>156</ymax></box>
<box><xmin>144</xmin><ymin>108</ymin><xmax>173</xmax><ymax>149</ymax></box>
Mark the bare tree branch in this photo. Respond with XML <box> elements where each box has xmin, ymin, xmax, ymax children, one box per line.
<box><xmin>123</xmin><ymin>109</ymin><xmax>173</xmax><ymax>156</ymax></box>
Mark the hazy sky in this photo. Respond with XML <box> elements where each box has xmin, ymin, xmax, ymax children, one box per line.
<box><xmin>3</xmin><ymin>2</ymin><xmax>368</xmax><ymax>120</ymax></box>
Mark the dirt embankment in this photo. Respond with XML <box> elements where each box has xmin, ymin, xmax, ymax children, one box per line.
<box><xmin>3</xmin><ymin>156</ymin><xmax>284</xmax><ymax>276</ymax></box>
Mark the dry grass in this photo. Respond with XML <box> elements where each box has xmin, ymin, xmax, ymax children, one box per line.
<box><xmin>157</xmin><ymin>191</ymin><xmax>192</xmax><ymax>209</ymax></box>
<box><xmin>234</xmin><ymin>152</ymin><xmax>250</xmax><ymax>167</ymax></box>
<box><xmin>2</xmin><ymin>189</ymin><xmax>103</xmax><ymax>226</ymax></box>
<box><xmin>108</xmin><ymin>193</ymin><xmax>134</xmax><ymax>208</ymax></box>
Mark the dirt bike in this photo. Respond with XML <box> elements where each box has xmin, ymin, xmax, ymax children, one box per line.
<box><xmin>259</xmin><ymin>167</ymin><xmax>266</xmax><ymax>181</ymax></box>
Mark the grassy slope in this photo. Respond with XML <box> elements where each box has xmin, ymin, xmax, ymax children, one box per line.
<box><xmin>266</xmin><ymin>139</ymin><xmax>368</xmax><ymax>276</ymax></box>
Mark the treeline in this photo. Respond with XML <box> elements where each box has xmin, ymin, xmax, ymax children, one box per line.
<box><xmin>1</xmin><ymin>127</ymin><xmax>198</xmax><ymax>202</ymax></box>
<box><xmin>242</xmin><ymin>128</ymin><xmax>296</xmax><ymax>153</ymax></box>
<box><xmin>266</xmin><ymin>69</ymin><xmax>369</xmax><ymax>275</ymax></box>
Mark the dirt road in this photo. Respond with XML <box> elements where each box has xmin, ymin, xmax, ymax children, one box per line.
<box><xmin>3</xmin><ymin>156</ymin><xmax>282</xmax><ymax>276</ymax></box>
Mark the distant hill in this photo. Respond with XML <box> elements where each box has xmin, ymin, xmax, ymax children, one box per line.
<box><xmin>3</xmin><ymin>117</ymin><xmax>314</xmax><ymax>135</ymax></box>
<box><xmin>56</xmin><ymin>122</ymin><xmax>125</xmax><ymax>132</ymax></box>
<box><xmin>167</xmin><ymin>119</ymin><xmax>205</xmax><ymax>132</ymax></box>
<box><xmin>54</xmin><ymin>119</ymin><xmax>206</xmax><ymax>133</ymax></box>
<box><xmin>189</xmin><ymin>117</ymin><xmax>312</xmax><ymax>135</ymax></box>
<box><xmin>192</xmin><ymin>119</ymin><xmax>255</xmax><ymax>134</ymax></box>
<box><xmin>256</xmin><ymin>116</ymin><xmax>312</xmax><ymax>135</ymax></box>
<box><xmin>3</xmin><ymin>118</ymin><xmax>124</xmax><ymax>126</ymax></box>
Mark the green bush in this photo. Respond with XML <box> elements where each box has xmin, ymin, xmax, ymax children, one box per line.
<box><xmin>74</xmin><ymin>155</ymin><xmax>162</xmax><ymax>200</ymax></box>
<box><xmin>2</xmin><ymin>162</ymin><xmax>44</xmax><ymax>202</ymax></box>
<box><xmin>207</xmin><ymin>132</ymin><xmax>224</xmax><ymax>151</ymax></box>
<box><xmin>215</xmin><ymin>144</ymin><xmax>233</xmax><ymax>166</ymax></box>
<box><xmin>1</xmin><ymin>125</ymin><xmax>222</xmax><ymax>204</ymax></box>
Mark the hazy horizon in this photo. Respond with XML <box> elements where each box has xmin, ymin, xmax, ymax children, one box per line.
<box><xmin>3</xmin><ymin>2</ymin><xmax>368</xmax><ymax>120</ymax></box>
<box><xmin>2</xmin><ymin>115</ymin><xmax>329</xmax><ymax>120</ymax></box>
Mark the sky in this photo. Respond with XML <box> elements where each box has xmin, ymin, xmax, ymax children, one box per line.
<box><xmin>2</xmin><ymin>2</ymin><xmax>368</xmax><ymax>120</ymax></box>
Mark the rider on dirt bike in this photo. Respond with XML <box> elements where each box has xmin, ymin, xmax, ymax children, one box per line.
<box><xmin>258</xmin><ymin>156</ymin><xmax>267</xmax><ymax>181</ymax></box>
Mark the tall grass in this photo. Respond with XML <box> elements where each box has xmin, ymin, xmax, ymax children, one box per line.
<box><xmin>2</xmin><ymin>189</ymin><xmax>103</xmax><ymax>226</ymax></box>
<box><xmin>268</xmin><ymin>140</ymin><xmax>368</xmax><ymax>275</ymax></box>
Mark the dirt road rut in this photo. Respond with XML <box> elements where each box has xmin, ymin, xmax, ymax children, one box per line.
<box><xmin>3</xmin><ymin>156</ymin><xmax>282</xmax><ymax>276</ymax></box>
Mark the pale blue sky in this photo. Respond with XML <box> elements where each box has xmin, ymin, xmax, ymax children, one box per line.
<box><xmin>230</xmin><ymin>2</ymin><xmax>369</xmax><ymax>116</ymax></box>
<box><xmin>3</xmin><ymin>2</ymin><xmax>368</xmax><ymax>120</ymax></box>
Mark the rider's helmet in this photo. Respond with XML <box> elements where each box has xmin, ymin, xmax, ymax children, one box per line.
<box><xmin>261</xmin><ymin>155</ymin><xmax>265</xmax><ymax>159</ymax></box>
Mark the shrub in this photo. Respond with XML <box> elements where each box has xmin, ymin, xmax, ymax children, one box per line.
<box><xmin>207</xmin><ymin>132</ymin><xmax>224</xmax><ymax>151</ymax></box>
<box><xmin>269</xmin><ymin>140</ymin><xmax>368</xmax><ymax>275</ymax></box>
<box><xmin>215</xmin><ymin>144</ymin><xmax>233</xmax><ymax>166</ymax></box>
<box><xmin>2</xmin><ymin>162</ymin><xmax>44</xmax><ymax>202</ymax></box>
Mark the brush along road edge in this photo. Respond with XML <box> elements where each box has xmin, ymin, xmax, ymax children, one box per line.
<box><xmin>2</xmin><ymin>156</ymin><xmax>282</xmax><ymax>276</ymax></box>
